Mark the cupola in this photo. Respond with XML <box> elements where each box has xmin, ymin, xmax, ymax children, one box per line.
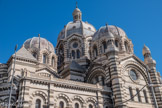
<box><xmin>72</xmin><ymin>3</ymin><xmax>82</xmax><ymax>22</ymax></box>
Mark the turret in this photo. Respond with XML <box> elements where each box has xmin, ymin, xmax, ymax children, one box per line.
<box><xmin>142</xmin><ymin>45</ymin><xmax>156</xmax><ymax>67</ymax></box>
<box><xmin>143</xmin><ymin>45</ymin><xmax>162</xmax><ymax>107</ymax></box>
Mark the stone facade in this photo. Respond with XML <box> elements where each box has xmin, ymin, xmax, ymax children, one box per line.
<box><xmin>0</xmin><ymin>6</ymin><xmax>162</xmax><ymax>108</ymax></box>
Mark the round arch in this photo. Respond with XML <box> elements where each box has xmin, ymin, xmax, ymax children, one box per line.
<box><xmin>121</xmin><ymin>60</ymin><xmax>148</xmax><ymax>84</ymax></box>
<box><xmin>87</xmin><ymin>67</ymin><xmax>106</xmax><ymax>84</ymax></box>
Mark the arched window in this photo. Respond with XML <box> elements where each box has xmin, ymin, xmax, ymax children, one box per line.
<box><xmin>75</xmin><ymin>103</ymin><xmax>79</xmax><ymax>108</ymax></box>
<box><xmin>59</xmin><ymin>101</ymin><xmax>64</xmax><ymax>108</ymax></box>
<box><xmin>77</xmin><ymin>50</ymin><xmax>80</xmax><ymax>58</ymax></box>
<box><xmin>89</xmin><ymin>104</ymin><xmax>93</xmax><ymax>108</ymax></box>
<box><xmin>43</xmin><ymin>54</ymin><xmax>47</xmax><ymax>64</ymax></box>
<box><xmin>101</xmin><ymin>77</ymin><xmax>105</xmax><ymax>86</ymax></box>
<box><xmin>115</xmin><ymin>40</ymin><xmax>119</xmax><ymax>47</ymax></box>
<box><xmin>72</xmin><ymin>50</ymin><xmax>75</xmax><ymax>59</ymax></box>
<box><xmin>102</xmin><ymin>41</ymin><xmax>107</xmax><ymax>53</ymax></box>
<box><xmin>33</xmin><ymin>52</ymin><xmax>37</xmax><ymax>58</ymax></box>
<box><xmin>143</xmin><ymin>90</ymin><xmax>148</xmax><ymax>103</ymax></box>
<box><xmin>136</xmin><ymin>88</ymin><xmax>141</xmax><ymax>102</ymax></box>
<box><xmin>35</xmin><ymin>99</ymin><xmax>41</xmax><ymax>108</ymax></box>
<box><xmin>129</xmin><ymin>87</ymin><xmax>134</xmax><ymax>101</ymax></box>
<box><xmin>93</xmin><ymin>46</ymin><xmax>98</xmax><ymax>57</ymax></box>
<box><xmin>95</xmin><ymin>76</ymin><xmax>99</xmax><ymax>83</ymax></box>
<box><xmin>51</xmin><ymin>57</ymin><xmax>55</xmax><ymax>66</ymax></box>
<box><xmin>58</xmin><ymin>44</ymin><xmax>64</xmax><ymax>65</ymax></box>
<box><xmin>124</xmin><ymin>41</ymin><xmax>129</xmax><ymax>52</ymax></box>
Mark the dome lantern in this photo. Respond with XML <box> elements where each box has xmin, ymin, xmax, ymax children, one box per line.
<box><xmin>72</xmin><ymin>2</ymin><xmax>82</xmax><ymax>22</ymax></box>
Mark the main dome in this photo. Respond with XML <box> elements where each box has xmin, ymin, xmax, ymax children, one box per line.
<box><xmin>57</xmin><ymin>7</ymin><xmax>96</xmax><ymax>41</ymax></box>
<box><xmin>58</xmin><ymin>21</ymin><xmax>96</xmax><ymax>41</ymax></box>
<box><xmin>93</xmin><ymin>25</ymin><xmax>127</xmax><ymax>41</ymax></box>
<box><xmin>24</xmin><ymin>36</ymin><xmax>54</xmax><ymax>52</ymax></box>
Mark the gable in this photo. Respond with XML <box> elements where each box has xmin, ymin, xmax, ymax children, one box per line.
<box><xmin>120</xmin><ymin>55</ymin><xmax>148</xmax><ymax>84</ymax></box>
<box><xmin>13</xmin><ymin>46</ymin><xmax>37</xmax><ymax>61</ymax></box>
<box><xmin>36</xmin><ymin>68</ymin><xmax>59</xmax><ymax>78</ymax></box>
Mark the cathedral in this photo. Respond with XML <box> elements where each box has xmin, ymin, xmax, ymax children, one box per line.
<box><xmin>0</xmin><ymin>5</ymin><xmax>162</xmax><ymax>108</ymax></box>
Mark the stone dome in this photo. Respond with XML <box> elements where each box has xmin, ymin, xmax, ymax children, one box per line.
<box><xmin>24</xmin><ymin>36</ymin><xmax>54</xmax><ymax>52</ymax></box>
<box><xmin>72</xmin><ymin>8</ymin><xmax>81</xmax><ymax>16</ymax></box>
<box><xmin>93</xmin><ymin>25</ymin><xmax>127</xmax><ymax>41</ymax></box>
<box><xmin>57</xmin><ymin>21</ymin><xmax>96</xmax><ymax>41</ymax></box>
<box><xmin>142</xmin><ymin>45</ymin><xmax>151</xmax><ymax>56</ymax></box>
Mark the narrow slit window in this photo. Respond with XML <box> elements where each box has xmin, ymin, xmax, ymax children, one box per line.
<box><xmin>59</xmin><ymin>101</ymin><xmax>64</xmax><ymax>108</ymax></box>
<box><xmin>143</xmin><ymin>90</ymin><xmax>148</xmax><ymax>103</ymax></box>
<box><xmin>77</xmin><ymin>50</ymin><xmax>80</xmax><ymax>58</ymax></box>
<box><xmin>43</xmin><ymin>54</ymin><xmax>47</xmax><ymax>64</ymax></box>
<box><xmin>129</xmin><ymin>87</ymin><xmax>134</xmax><ymax>101</ymax></box>
<box><xmin>51</xmin><ymin>57</ymin><xmax>55</xmax><ymax>66</ymax></box>
<box><xmin>35</xmin><ymin>99</ymin><xmax>41</xmax><ymax>108</ymax></box>
<box><xmin>75</xmin><ymin>103</ymin><xmax>79</xmax><ymax>108</ymax></box>
<box><xmin>136</xmin><ymin>88</ymin><xmax>141</xmax><ymax>102</ymax></box>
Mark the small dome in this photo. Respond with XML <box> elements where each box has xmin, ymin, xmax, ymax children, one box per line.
<box><xmin>58</xmin><ymin>21</ymin><xmax>96</xmax><ymax>41</ymax></box>
<box><xmin>92</xmin><ymin>25</ymin><xmax>127</xmax><ymax>41</ymax></box>
<box><xmin>142</xmin><ymin>45</ymin><xmax>151</xmax><ymax>56</ymax></box>
<box><xmin>72</xmin><ymin>8</ymin><xmax>81</xmax><ymax>16</ymax></box>
<box><xmin>24</xmin><ymin>36</ymin><xmax>54</xmax><ymax>52</ymax></box>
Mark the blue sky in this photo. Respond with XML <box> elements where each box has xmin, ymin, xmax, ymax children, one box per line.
<box><xmin>0</xmin><ymin>0</ymin><xmax>162</xmax><ymax>74</ymax></box>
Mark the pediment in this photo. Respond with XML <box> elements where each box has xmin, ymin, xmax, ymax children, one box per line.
<box><xmin>36</xmin><ymin>67</ymin><xmax>59</xmax><ymax>78</ymax></box>
<box><xmin>120</xmin><ymin>54</ymin><xmax>146</xmax><ymax>68</ymax></box>
<box><xmin>67</xmin><ymin>33</ymin><xmax>83</xmax><ymax>40</ymax></box>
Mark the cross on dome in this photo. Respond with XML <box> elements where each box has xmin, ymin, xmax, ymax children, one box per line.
<box><xmin>76</xmin><ymin>1</ymin><xmax>78</xmax><ymax>8</ymax></box>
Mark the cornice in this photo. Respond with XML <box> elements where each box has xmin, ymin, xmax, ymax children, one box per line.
<box><xmin>24</xmin><ymin>76</ymin><xmax>111</xmax><ymax>93</ymax></box>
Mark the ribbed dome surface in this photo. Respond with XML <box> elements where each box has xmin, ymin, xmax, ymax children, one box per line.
<box><xmin>58</xmin><ymin>21</ymin><xmax>96</xmax><ymax>41</ymax></box>
<box><xmin>24</xmin><ymin>37</ymin><xmax>54</xmax><ymax>52</ymax></box>
<box><xmin>93</xmin><ymin>25</ymin><xmax>127</xmax><ymax>41</ymax></box>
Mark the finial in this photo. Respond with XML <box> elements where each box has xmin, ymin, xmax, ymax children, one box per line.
<box><xmin>15</xmin><ymin>44</ymin><xmax>18</xmax><ymax>51</ymax></box>
<box><xmin>105</xmin><ymin>22</ymin><xmax>109</xmax><ymax>32</ymax></box>
<box><xmin>38</xmin><ymin>34</ymin><xmax>40</xmax><ymax>38</ymax></box>
<box><xmin>106</xmin><ymin>22</ymin><xmax>108</xmax><ymax>27</ymax></box>
<box><xmin>76</xmin><ymin>1</ymin><xmax>78</xmax><ymax>8</ymax></box>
